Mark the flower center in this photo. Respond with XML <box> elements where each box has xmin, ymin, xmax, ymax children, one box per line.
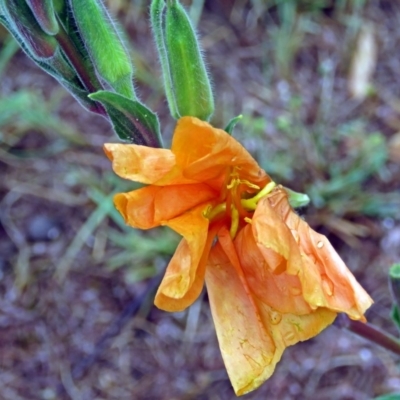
<box><xmin>204</xmin><ymin>174</ymin><xmax>276</xmax><ymax>238</ymax></box>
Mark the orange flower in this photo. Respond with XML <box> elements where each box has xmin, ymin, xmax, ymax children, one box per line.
<box><xmin>104</xmin><ymin>116</ymin><xmax>373</xmax><ymax>396</ymax></box>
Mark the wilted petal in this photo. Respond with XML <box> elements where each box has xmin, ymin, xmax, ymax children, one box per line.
<box><xmin>261</xmin><ymin>188</ymin><xmax>373</xmax><ymax>320</ymax></box>
<box><xmin>295</xmin><ymin>220</ymin><xmax>373</xmax><ymax>320</ymax></box>
<box><xmin>114</xmin><ymin>183</ymin><xmax>217</xmax><ymax>229</ymax></box>
<box><xmin>256</xmin><ymin>300</ymin><xmax>336</xmax><ymax>358</ymax></box>
<box><xmin>206</xmin><ymin>240</ymin><xmax>275</xmax><ymax>396</ymax></box>
<box><xmin>252</xmin><ymin>196</ymin><xmax>304</xmax><ymax>276</ymax></box>
<box><xmin>207</xmin><ymin>226</ymin><xmax>337</xmax><ymax>395</ymax></box>
<box><xmin>104</xmin><ymin>143</ymin><xmax>176</xmax><ymax>184</ymax></box>
<box><xmin>172</xmin><ymin>117</ymin><xmax>269</xmax><ymax>185</ymax></box>
<box><xmin>155</xmin><ymin>205</ymin><xmax>213</xmax><ymax>312</ymax></box>
<box><xmin>235</xmin><ymin>225</ymin><xmax>312</xmax><ymax>315</ymax></box>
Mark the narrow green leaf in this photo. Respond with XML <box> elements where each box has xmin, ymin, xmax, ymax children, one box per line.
<box><xmin>89</xmin><ymin>90</ymin><xmax>163</xmax><ymax>147</ymax></box>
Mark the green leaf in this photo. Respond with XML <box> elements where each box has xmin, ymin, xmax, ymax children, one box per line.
<box><xmin>89</xmin><ymin>90</ymin><xmax>163</xmax><ymax>147</ymax></box>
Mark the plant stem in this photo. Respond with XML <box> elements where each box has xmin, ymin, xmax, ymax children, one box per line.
<box><xmin>336</xmin><ymin>314</ymin><xmax>400</xmax><ymax>356</ymax></box>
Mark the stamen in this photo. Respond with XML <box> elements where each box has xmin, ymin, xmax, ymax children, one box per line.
<box><xmin>241</xmin><ymin>181</ymin><xmax>276</xmax><ymax>210</ymax></box>
<box><xmin>230</xmin><ymin>207</ymin><xmax>239</xmax><ymax>238</ymax></box>
<box><xmin>226</xmin><ymin>178</ymin><xmax>239</xmax><ymax>190</ymax></box>
<box><xmin>244</xmin><ymin>217</ymin><xmax>252</xmax><ymax>224</ymax></box>
<box><xmin>238</xmin><ymin>179</ymin><xmax>260</xmax><ymax>190</ymax></box>
<box><xmin>205</xmin><ymin>203</ymin><xmax>227</xmax><ymax>220</ymax></box>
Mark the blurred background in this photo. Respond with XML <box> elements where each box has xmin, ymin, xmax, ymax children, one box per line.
<box><xmin>1</xmin><ymin>0</ymin><xmax>400</xmax><ymax>399</ymax></box>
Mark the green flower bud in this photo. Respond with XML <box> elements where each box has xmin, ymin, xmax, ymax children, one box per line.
<box><xmin>151</xmin><ymin>0</ymin><xmax>214</xmax><ymax>121</ymax></box>
<box><xmin>69</xmin><ymin>0</ymin><xmax>135</xmax><ymax>99</ymax></box>
<box><xmin>25</xmin><ymin>0</ymin><xmax>59</xmax><ymax>35</ymax></box>
<box><xmin>1</xmin><ymin>0</ymin><xmax>58</xmax><ymax>59</ymax></box>
<box><xmin>285</xmin><ymin>187</ymin><xmax>311</xmax><ymax>208</ymax></box>
<box><xmin>151</xmin><ymin>0</ymin><xmax>178</xmax><ymax>118</ymax></box>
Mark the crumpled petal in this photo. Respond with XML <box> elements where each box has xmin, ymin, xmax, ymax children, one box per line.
<box><xmin>255</xmin><ymin>299</ymin><xmax>336</xmax><ymax>370</ymax></box>
<box><xmin>251</xmin><ymin>193</ymin><xmax>304</xmax><ymax>275</ymax></box>
<box><xmin>155</xmin><ymin>205</ymin><xmax>213</xmax><ymax>312</ymax></box>
<box><xmin>172</xmin><ymin>117</ymin><xmax>270</xmax><ymax>186</ymax></box>
<box><xmin>114</xmin><ymin>183</ymin><xmax>217</xmax><ymax>229</ymax></box>
<box><xmin>205</xmin><ymin>239</ymin><xmax>276</xmax><ymax>396</ymax></box>
<box><xmin>104</xmin><ymin>143</ymin><xmax>176</xmax><ymax>185</ymax></box>
<box><xmin>206</xmin><ymin>226</ymin><xmax>337</xmax><ymax>396</ymax></box>
<box><xmin>253</xmin><ymin>189</ymin><xmax>373</xmax><ymax>320</ymax></box>
<box><xmin>235</xmin><ymin>225</ymin><xmax>312</xmax><ymax>315</ymax></box>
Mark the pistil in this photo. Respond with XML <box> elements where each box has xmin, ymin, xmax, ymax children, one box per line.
<box><xmin>204</xmin><ymin>180</ymin><xmax>277</xmax><ymax>238</ymax></box>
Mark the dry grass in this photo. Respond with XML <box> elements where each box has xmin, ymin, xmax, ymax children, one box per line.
<box><xmin>1</xmin><ymin>0</ymin><xmax>400</xmax><ymax>399</ymax></box>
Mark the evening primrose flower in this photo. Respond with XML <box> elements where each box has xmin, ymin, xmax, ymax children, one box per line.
<box><xmin>104</xmin><ymin>116</ymin><xmax>373</xmax><ymax>396</ymax></box>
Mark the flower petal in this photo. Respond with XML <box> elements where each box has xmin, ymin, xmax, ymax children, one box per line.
<box><xmin>114</xmin><ymin>183</ymin><xmax>217</xmax><ymax>229</ymax></box>
<box><xmin>104</xmin><ymin>143</ymin><xmax>176</xmax><ymax>184</ymax></box>
<box><xmin>235</xmin><ymin>225</ymin><xmax>312</xmax><ymax>315</ymax></box>
<box><xmin>255</xmin><ymin>299</ymin><xmax>336</xmax><ymax>363</ymax></box>
<box><xmin>205</xmin><ymin>240</ymin><xmax>276</xmax><ymax>396</ymax></box>
<box><xmin>252</xmin><ymin>195</ymin><xmax>304</xmax><ymax>275</ymax></box>
<box><xmin>258</xmin><ymin>188</ymin><xmax>373</xmax><ymax>320</ymax></box>
<box><xmin>155</xmin><ymin>205</ymin><xmax>215</xmax><ymax>312</ymax></box>
<box><xmin>172</xmin><ymin>117</ymin><xmax>270</xmax><ymax>185</ymax></box>
<box><xmin>207</xmin><ymin>226</ymin><xmax>337</xmax><ymax>395</ymax></box>
<box><xmin>289</xmin><ymin>211</ymin><xmax>373</xmax><ymax>320</ymax></box>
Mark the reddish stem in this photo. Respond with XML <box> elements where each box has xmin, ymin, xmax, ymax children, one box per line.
<box><xmin>336</xmin><ymin>314</ymin><xmax>400</xmax><ymax>356</ymax></box>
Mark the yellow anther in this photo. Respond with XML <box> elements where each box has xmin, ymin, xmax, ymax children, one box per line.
<box><xmin>230</xmin><ymin>207</ymin><xmax>239</xmax><ymax>238</ymax></box>
<box><xmin>244</xmin><ymin>217</ymin><xmax>252</xmax><ymax>224</ymax></box>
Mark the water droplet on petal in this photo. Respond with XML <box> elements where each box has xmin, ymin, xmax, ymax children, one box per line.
<box><xmin>321</xmin><ymin>275</ymin><xmax>334</xmax><ymax>296</ymax></box>
<box><xmin>270</xmin><ymin>310</ymin><xmax>282</xmax><ymax>325</ymax></box>
<box><xmin>317</xmin><ymin>241</ymin><xmax>324</xmax><ymax>249</ymax></box>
